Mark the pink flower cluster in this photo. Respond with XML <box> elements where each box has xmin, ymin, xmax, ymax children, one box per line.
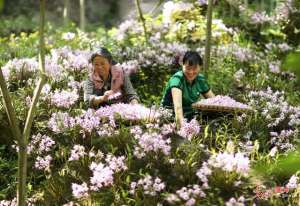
<box><xmin>89</xmin><ymin>154</ymin><xmax>127</xmax><ymax>191</ymax></box>
<box><xmin>250</xmin><ymin>11</ymin><xmax>271</xmax><ymax>24</ymax></box>
<box><xmin>0</xmin><ymin>198</ymin><xmax>16</xmax><ymax>206</ymax></box>
<box><xmin>28</xmin><ymin>133</ymin><xmax>55</xmax><ymax>155</ymax></box>
<box><xmin>68</xmin><ymin>145</ymin><xmax>86</xmax><ymax>161</ymax></box>
<box><xmin>133</xmin><ymin>132</ymin><xmax>171</xmax><ymax>158</ymax></box>
<box><xmin>1</xmin><ymin>57</ymin><xmax>38</xmax><ymax>81</ymax></box>
<box><xmin>89</xmin><ymin>162</ymin><xmax>114</xmax><ymax>191</ymax></box>
<box><xmin>71</xmin><ymin>182</ymin><xmax>89</xmax><ymax>199</ymax></box>
<box><xmin>249</xmin><ymin>88</ymin><xmax>300</xmax><ymax>150</ymax></box>
<box><xmin>105</xmin><ymin>154</ymin><xmax>128</xmax><ymax>172</ymax></box>
<box><xmin>45</xmin><ymin>55</ymin><xmax>64</xmax><ymax>81</ymax></box>
<box><xmin>95</xmin><ymin>103</ymin><xmax>164</xmax><ymax>123</ymax></box>
<box><xmin>97</xmin><ymin>123</ymin><xmax>119</xmax><ymax>137</ymax></box>
<box><xmin>75</xmin><ymin>109</ymin><xmax>101</xmax><ymax>133</ymax></box>
<box><xmin>177</xmin><ymin>119</ymin><xmax>201</xmax><ymax>140</ymax></box>
<box><xmin>286</xmin><ymin>175</ymin><xmax>299</xmax><ymax>189</ymax></box>
<box><xmin>225</xmin><ymin>196</ymin><xmax>245</xmax><ymax>206</ymax></box>
<box><xmin>130</xmin><ymin>175</ymin><xmax>165</xmax><ymax>196</ymax></box>
<box><xmin>120</xmin><ymin>60</ymin><xmax>139</xmax><ymax>75</ymax></box>
<box><xmin>62</xmin><ymin>50</ymin><xmax>90</xmax><ymax>73</ymax></box>
<box><xmin>196</xmin><ymin>152</ymin><xmax>250</xmax><ymax>185</ymax></box>
<box><xmin>197</xmin><ymin>95</ymin><xmax>251</xmax><ymax>110</ymax></box>
<box><xmin>35</xmin><ymin>155</ymin><xmax>52</xmax><ymax>170</ymax></box>
<box><xmin>49</xmin><ymin>89</ymin><xmax>79</xmax><ymax>108</ymax></box>
<box><xmin>208</xmin><ymin>152</ymin><xmax>250</xmax><ymax>174</ymax></box>
<box><xmin>195</xmin><ymin>162</ymin><xmax>212</xmax><ymax>188</ymax></box>
<box><xmin>166</xmin><ymin>184</ymin><xmax>206</xmax><ymax>206</ymax></box>
<box><xmin>48</xmin><ymin>112</ymin><xmax>75</xmax><ymax>133</ymax></box>
<box><xmin>268</xmin><ymin>61</ymin><xmax>281</xmax><ymax>74</ymax></box>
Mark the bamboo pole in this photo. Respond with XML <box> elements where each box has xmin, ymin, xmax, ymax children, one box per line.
<box><xmin>23</xmin><ymin>0</ymin><xmax>47</xmax><ymax>148</ymax></box>
<box><xmin>63</xmin><ymin>0</ymin><xmax>70</xmax><ymax>25</ymax></box>
<box><xmin>19</xmin><ymin>0</ymin><xmax>47</xmax><ymax>205</ymax></box>
<box><xmin>204</xmin><ymin>0</ymin><xmax>213</xmax><ymax>73</ymax></box>
<box><xmin>80</xmin><ymin>0</ymin><xmax>86</xmax><ymax>31</ymax></box>
<box><xmin>134</xmin><ymin>0</ymin><xmax>149</xmax><ymax>43</ymax></box>
<box><xmin>0</xmin><ymin>72</ymin><xmax>22</xmax><ymax>143</ymax></box>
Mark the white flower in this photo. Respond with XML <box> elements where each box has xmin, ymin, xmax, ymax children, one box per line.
<box><xmin>286</xmin><ymin>175</ymin><xmax>299</xmax><ymax>189</ymax></box>
<box><xmin>62</xmin><ymin>32</ymin><xmax>75</xmax><ymax>40</ymax></box>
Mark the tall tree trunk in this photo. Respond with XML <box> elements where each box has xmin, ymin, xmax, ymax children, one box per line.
<box><xmin>244</xmin><ymin>0</ymin><xmax>248</xmax><ymax>8</ymax></box>
<box><xmin>80</xmin><ymin>0</ymin><xmax>86</xmax><ymax>31</ymax></box>
<box><xmin>63</xmin><ymin>0</ymin><xmax>70</xmax><ymax>25</ymax></box>
<box><xmin>135</xmin><ymin>0</ymin><xmax>148</xmax><ymax>44</ymax></box>
<box><xmin>204</xmin><ymin>0</ymin><xmax>213</xmax><ymax>73</ymax></box>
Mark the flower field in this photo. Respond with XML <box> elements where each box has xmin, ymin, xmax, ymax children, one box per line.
<box><xmin>0</xmin><ymin>1</ymin><xmax>299</xmax><ymax>205</ymax></box>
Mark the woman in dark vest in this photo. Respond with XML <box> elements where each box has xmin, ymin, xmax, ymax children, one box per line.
<box><xmin>84</xmin><ymin>47</ymin><xmax>139</xmax><ymax>108</ymax></box>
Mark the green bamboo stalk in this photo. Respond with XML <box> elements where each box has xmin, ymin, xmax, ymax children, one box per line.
<box><xmin>135</xmin><ymin>0</ymin><xmax>149</xmax><ymax>43</ymax></box>
<box><xmin>0</xmin><ymin>71</ymin><xmax>22</xmax><ymax>142</ymax></box>
<box><xmin>17</xmin><ymin>140</ymin><xmax>27</xmax><ymax>206</ymax></box>
<box><xmin>18</xmin><ymin>0</ymin><xmax>46</xmax><ymax>205</ymax></box>
<box><xmin>23</xmin><ymin>0</ymin><xmax>47</xmax><ymax>145</ymax></box>
<box><xmin>204</xmin><ymin>0</ymin><xmax>213</xmax><ymax>73</ymax></box>
<box><xmin>63</xmin><ymin>0</ymin><xmax>70</xmax><ymax>25</ymax></box>
<box><xmin>80</xmin><ymin>0</ymin><xmax>86</xmax><ymax>31</ymax></box>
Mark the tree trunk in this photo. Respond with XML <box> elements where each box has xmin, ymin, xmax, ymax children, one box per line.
<box><xmin>63</xmin><ymin>0</ymin><xmax>70</xmax><ymax>25</ymax></box>
<box><xmin>244</xmin><ymin>0</ymin><xmax>248</xmax><ymax>8</ymax></box>
<box><xmin>80</xmin><ymin>0</ymin><xmax>86</xmax><ymax>31</ymax></box>
<box><xmin>204</xmin><ymin>0</ymin><xmax>213</xmax><ymax>73</ymax></box>
<box><xmin>135</xmin><ymin>0</ymin><xmax>148</xmax><ymax>44</ymax></box>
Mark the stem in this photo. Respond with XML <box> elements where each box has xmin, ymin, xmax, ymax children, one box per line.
<box><xmin>135</xmin><ymin>0</ymin><xmax>148</xmax><ymax>43</ymax></box>
<box><xmin>63</xmin><ymin>0</ymin><xmax>69</xmax><ymax>25</ymax></box>
<box><xmin>23</xmin><ymin>0</ymin><xmax>46</xmax><ymax>140</ymax></box>
<box><xmin>80</xmin><ymin>0</ymin><xmax>86</xmax><ymax>31</ymax></box>
<box><xmin>204</xmin><ymin>0</ymin><xmax>213</xmax><ymax>73</ymax></box>
<box><xmin>0</xmin><ymin>70</ymin><xmax>22</xmax><ymax>142</ymax></box>
<box><xmin>18</xmin><ymin>1</ymin><xmax>46</xmax><ymax>205</ymax></box>
<box><xmin>17</xmin><ymin>140</ymin><xmax>27</xmax><ymax>206</ymax></box>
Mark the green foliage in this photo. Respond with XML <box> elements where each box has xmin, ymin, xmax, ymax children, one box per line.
<box><xmin>282</xmin><ymin>51</ymin><xmax>300</xmax><ymax>82</ymax></box>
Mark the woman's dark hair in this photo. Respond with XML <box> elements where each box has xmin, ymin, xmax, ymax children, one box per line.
<box><xmin>90</xmin><ymin>47</ymin><xmax>114</xmax><ymax>64</ymax></box>
<box><xmin>182</xmin><ymin>51</ymin><xmax>203</xmax><ymax>66</ymax></box>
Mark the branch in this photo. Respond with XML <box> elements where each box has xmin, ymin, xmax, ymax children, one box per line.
<box><xmin>0</xmin><ymin>69</ymin><xmax>22</xmax><ymax>142</ymax></box>
<box><xmin>135</xmin><ymin>0</ymin><xmax>149</xmax><ymax>43</ymax></box>
<box><xmin>204</xmin><ymin>0</ymin><xmax>213</xmax><ymax>73</ymax></box>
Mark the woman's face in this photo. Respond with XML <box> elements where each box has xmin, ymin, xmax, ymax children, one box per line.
<box><xmin>182</xmin><ymin>63</ymin><xmax>200</xmax><ymax>83</ymax></box>
<box><xmin>92</xmin><ymin>55</ymin><xmax>111</xmax><ymax>79</ymax></box>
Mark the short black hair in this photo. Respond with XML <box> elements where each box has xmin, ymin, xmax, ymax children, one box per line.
<box><xmin>182</xmin><ymin>51</ymin><xmax>203</xmax><ymax>66</ymax></box>
<box><xmin>90</xmin><ymin>47</ymin><xmax>113</xmax><ymax>63</ymax></box>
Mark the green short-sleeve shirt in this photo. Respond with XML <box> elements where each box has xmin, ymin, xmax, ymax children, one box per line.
<box><xmin>161</xmin><ymin>70</ymin><xmax>210</xmax><ymax>118</ymax></box>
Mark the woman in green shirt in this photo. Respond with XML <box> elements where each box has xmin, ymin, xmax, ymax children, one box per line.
<box><xmin>161</xmin><ymin>51</ymin><xmax>215</xmax><ymax>126</ymax></box>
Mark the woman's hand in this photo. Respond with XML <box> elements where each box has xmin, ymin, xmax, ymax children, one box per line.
<box><xmin>130</xmin><ymin>99</ymin><xmax>139</xmax><ymax>105</ymax></box>
<box><xmin>103</xmin><ymin>90</ymin><xmax>114</xmax><ymax>98</ymax></box>
<box><xmin>203</xmin><ymin>89</ymin><xmax>215</xmax><ymax>98</ymax></box>
<box><xmin>93</xmin><ymin>93</ymin><xmax>110</xmax><ymax>106</ymax></box>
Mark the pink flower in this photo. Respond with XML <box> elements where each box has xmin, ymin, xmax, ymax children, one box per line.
<box><xmin>71</xmin><ymin>182</ymin><xmax>89</xmax><ymax>199</ymax></box>
<box><xmin>35</xmin><ymin>155</ymin><xmax>52</xmax><ymax>170</ymax></box>
<box><xmin>177</xmin><ymin>119</ymin><xmax>200</xmax><ymax>140</ymax></box>
<box><xmin>69</xmin><ymin>145</ymin><xmax>86</xmax><ymax>161</ymax></box>
<box><xmin>89</xmin><ymin>162</ymin><xmax>114</xmax><ymax>191</ymax></box>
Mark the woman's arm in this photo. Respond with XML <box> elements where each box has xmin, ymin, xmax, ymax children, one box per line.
<box><xmin>203</xmin><ymin>89</ymin><xmax>215</xmax><ymax>98</ymax></box>
<box><xmin>83</xmin><ymin>80</ymin><xmax>109</xmax><ymax>107</ymax></box>
<box><xmin>171</xmin><ymin>87</ymin><xmax>184</xmax><ymax>127</ymax></box>
<box><xmin>122</xmin><ymin>73</ymin><xmax>140</xmax><ymax>103</ymax></box>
